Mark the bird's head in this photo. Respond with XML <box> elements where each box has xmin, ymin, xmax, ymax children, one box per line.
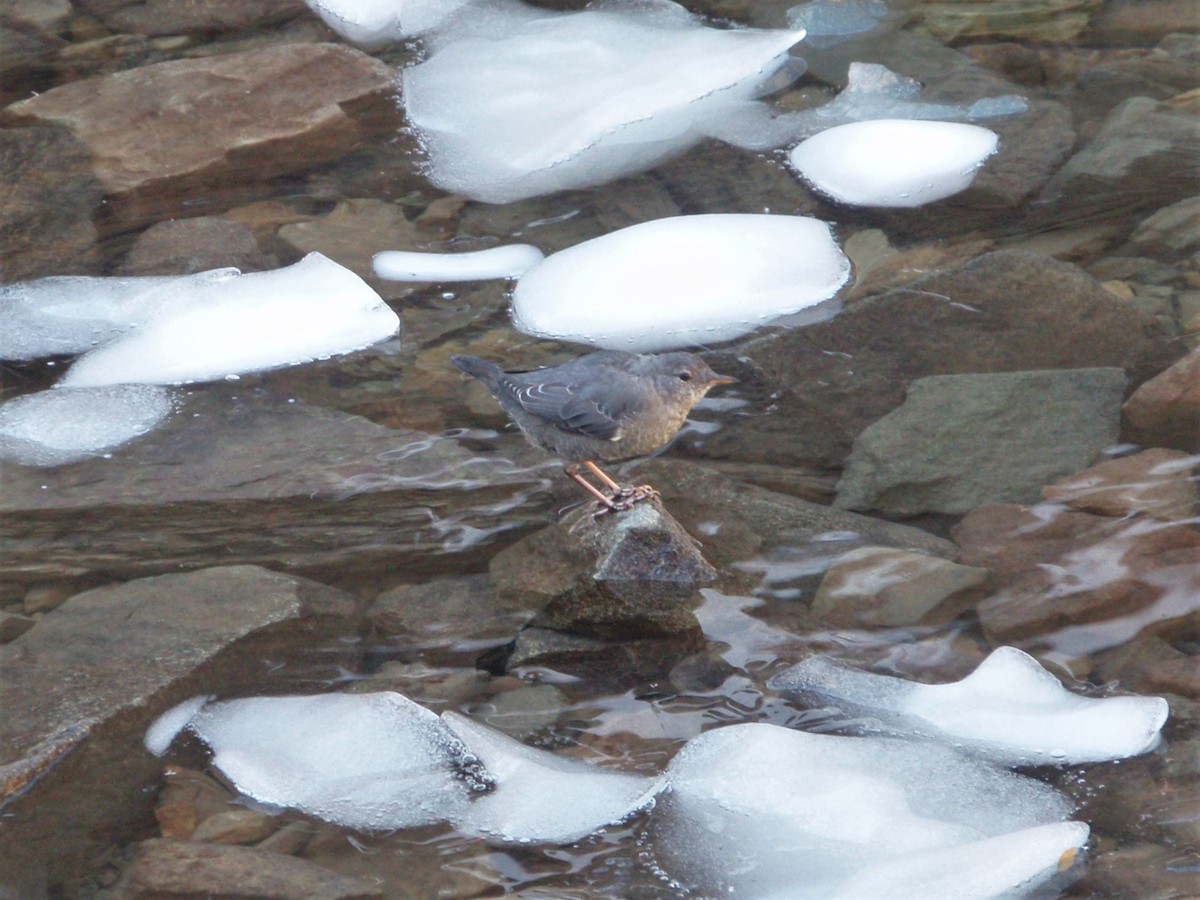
<box><xmin>638</xmin><ymin>351</ymin><xmax>738</xmax><ymax>407</ymax></box>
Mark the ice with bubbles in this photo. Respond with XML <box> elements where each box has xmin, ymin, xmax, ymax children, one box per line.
<box><xmin>400</xmin><ymin>1</ymin><xmax>807</xmax><ymax>203</ymax></box>
<box><xmin>0</xmin><ymin>268</ymin><xmax>238</xmax><ymax>361</ymax></box>
<box><xmin>304</xmin><ymin>0</ymin><xmax>474</xmax><ymax>45</ymax></box>
<box><xmin>510</xmin><ymin>214</ymin><xmax>850</xmax><ymax>351</ymax></box>
<box><xmin>769</xmin><ymin>646</ymin><xmax>1170</xmax><ymax>765</ymax></box>
<box><xmin>0</xmin><ymin>384</ymin><xmax>176</xmax><ymax>467</ymax></box>
<box><xmin>651</xmin><ymin>722</ymin><xmax>1084</xmax><ymax>899</ymax></box>
<box><xmin>788</xmin><ymin>119</ymin><xmax>1000</xmax><ymax>207</ymax></box>
<box><xmin>61</xmin><ymin>253</ymin><xmax>399</xmax><ymax>388</ymax></box>
<box><xmin>373</xmin><ymin>244</ymin><xmax>543</xmax><ymax>282</ymax></box>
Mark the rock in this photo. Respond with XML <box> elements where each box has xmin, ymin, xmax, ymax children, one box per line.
<box><xmin>1041</xmin><ymin>448</ymin><xmax>1198</xmax><ymax>520</ymax></box>
<box><xmin>952</xmin><ymin>501</ymin><xmax>1116</xmax><ymax>580</ymax></box>
<box><xmin>811</xmin><ymin>547</ymin><xmax>990</xmax><ymax>628</ymax></box>
<box><xmin>1066</xmin><ymin>47</ymin><xmax>1199</xmax><ymax>134</ymax></box>
<box><xmin>976</xmin><ymin>519</ymin><xmax>1200</xmax><ymax>650</ymax></box>
<box><xmin>153</xmin><ymin>765</ymin><xmax>241</xmax><ymax>841</ymax></box>
<box><xmin>843</xmin><ymin>236</ymin><xmax>996</xmax><ymax>302</ymax></box>
<box><xmin>74</xmin><ymin>0</ymin><xmax>308</xmax><ymax>37</ymax></box>
<box><xmin>118</xmin><ymin>216</ymin><xmax>276</xmax><ymax>276</ymax></box>
<box><xmin>0</xmin><ymin>611</ymin><xmax>35</xmax><ymax>643</ymax></box>
<box><xmin>0</xmin><ymin>391</ymin><xmax>546</xmax><ymax>603</ymax></box>
<box><xmin>477</xmin><ymin>684</ymin><xmax>568</xmax><ymax>738</ymax></box>
<box><xmin>503</xmin><ymin>625</ymin><xmax>703</xmax><ymax>687</ymax></box>
<box><xmin>348</xmin><ymin>661</ymin><xmax>491</xmax><ymax>709</ymax></box>
<box><xmin>22</xmin><ymin>581</ymin><xmax>76</xmax><ymax>614</ymax></box>
<box><xmin>834</xmin><ymin>368</ymin><xmax>1127</xmax><ymax>516</ymax></box>
<box><xmin>915</xmin><ymin>0</ymin><xmax>1102</xmax><ymax>43</ymax></box>
<box><xmin>370</xmin><ymin>574</ymin><xmax>517</xmax><ymax>647</ymax></box>
<box><xmin>0</xmin><ymin>20</ymin><xmax>63</xmax><ymax>108</ymax></box>
<box><xmin>1086</xmin><ymin>0</ymin><xmax>1200</xmax><ymax>46</ymax></box>
<box><xmin>1</xmin><ymin>43</ymin><xmax>398</xmax><ymax>231</ymax></box>
<box><xmin>1091</xmin><ymin>635</ymin><xmax>1189</xmax><ymax>693</ymax></box>
<box><xmin>1123</xmin><ymin>345</ymin><xmax>1200</xmax><ymax>450</ymax></box>
<box><xmin>697</xmin><ymin>250</ymin><xmax>1179</xmax><ymax>470</ymax></box>
<box><xmin>255</xmin><ymin>820</ymin><xmax>318</xmax><ymax>857</ymax></box>
<box><xmin>0</xmin><ymin>565</ymin><xmax>361</xmax><ymax>892</ymax></box>
<box><xmin>0</xmin><ymin>126</ymin><xmax>102</xmax><ymax>282</ymax></box>
<box><xmin>1142</xmin><ymin>653</ymin><xmax>1200</xmax><ymax>699</ymax></box>
<box><xmin>191</xmin><ymin>809</ymin><xmax>278</xmax><ymax>846</ymax></box>
<box><xmin>1131</xmin><ymin>196</ymin><xmax>1200</xmax><ymax>261</ymax></box>
<box><xmin>1036</xmin><ymin>97</ymin><xmax>1200</xmax><ymax>229</ymax></box>
<box><xmin>112</xmin><ymin>838</ymin><xmax>382</xmax><ymax>899</ymax></box>
<box><xmin>1072</xmin><ymin>843</ymin><xmax>1200</xmax><ymax>900</ymax></box>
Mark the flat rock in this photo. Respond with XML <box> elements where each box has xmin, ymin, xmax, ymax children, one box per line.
<box><xmin>118</xmin><ymin>216</ymin><xmax>276</xmax><ymax>276</ymax></box>
<box><xmin>834</xmin><ymin>367</ymin><xmax>1127</xmax><ymax>516</ymax></box>
<box><xmin>1130</xmin><ymin>196</ymin><xmax>1200</xmax><ymax>261</ymax></box>
<box><xmin>75</xmin><ymin>0</ymin><xmax>308</xmax><ymax>37</ymax></box>
<box><xmin>952</xmin><ymin>502</ymin><xmax>1117</xmax><ymax>581</ymax></box>
<box><xmin>1086</xmin><ymin>0</ymin><xmax>1200</xmax><ymax>46</ymax></box>
<box><xmin>1124</xmin><ymin>345</ymin><xmax>1200</xmax><ymax>450</ymax></box>
<box><xmin>112</xmin><ymin>838</ymin><xmax>382</xmax><ymax>899</ymax></box>
<box><xmin>1</xmin><ymin>43</ymin><xmax>397</xmax><ymax>231</ymax></box>
<box><xmin>916</xmin><ymin>0</ymin><xmax>1102</xmax><ymax>43</ymax></box>
<box><xmin>811</xmin><ymin>546</ymin><xmax>990</xmax><ymax>628</ymax></box>
<box><xmin>0</xmin><ymin>565</ymin><xmax>360</xmax><ymax>892</ymax></box>
<box><xmin>503</xmin><ymin>625</ymin><xmax>704</xmax><ymax>688</ymax></box>
<box><xmin>697</xmin><ymin>250</ymin><xmax>1179</xmax><ymax>470</ymax></box>
<box><xmin>370</xmin><ymin>574</ymin><xmax>518</xmax><ymax>648</ymax></box>
<box><xmin>1041</xmin><ymin>448</ymin><xmax>1198</xmax><ymax>520</ymax></box>
<box><xmin>0</xmin><ymin>390</ymin><xmax>547</xmax><ymax>603</ymax></box>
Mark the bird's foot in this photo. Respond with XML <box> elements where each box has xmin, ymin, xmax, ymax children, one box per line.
<box><xmin>593</xmin><ymin>484</ymin><xmax>659</xmax><ymax>516</ymax></box>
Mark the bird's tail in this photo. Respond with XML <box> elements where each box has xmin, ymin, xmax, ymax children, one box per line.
<box><xmin>451</xmin><ymin>355</ymin><xmax>503</xmax><ymax>385</ymax></box>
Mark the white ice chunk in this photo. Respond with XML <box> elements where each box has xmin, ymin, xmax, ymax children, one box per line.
<box><xmin>0</xmin><ymin>384</ymin><xmax>175</xmax><ymax>467</ymax></box>
<box><xmin>653</xmin><ymin>722</ymin><xmax>1075</xmax><ymax>899</ymax></box>
<box><xmin>788</xmin><ymin>119</ymin><xmax>999</xmax><ymax>207</ymax></box>
<box><xmin>401</xmin><ymin>2</ymin><xmax>806</xmax><ymax>203</ymax></box>
<box><xmin>305</xmin><ymin>0</ymin><xmax>474</xmax><ymax>44</ymax></box>
<box><xmin>788</xmin><ymin>0</ymin><xmax>889</xmax><ymax>48</ymax></box>
<box><xmin>187</xmin><ymin>693</ymin><xmax>475</xmax><ymax>831</ymax></box>
<box><xmin>0</xmin><ymin>269</ymin><xmax>238</xmax><ymax>360</ymax></box>
<box><xmin>373</xmin><ymin>244</ymin><xmax>544</xmax><ymax>281</ymax></box>
<box><xmin>443</xmin><ymin>710</ymin><xmax>664</xmax><ymax>843</ymax></box>
<box><xmin>770</xmin><ymin>646</ymin><xmax>1170</xmax><ymax>765</ymax></box>
<box><xmin>827</xmin><ymin>821</ymin><xmax>1088</xmax><ymax>900</ymax></box>
<box><xmin>60</xmin><ymin>254</ymin><xmax>399</xmax><ymax>388</ymax></box>
<box><xmin>511</xmin><ymin>215</ymin><xmax>850</xmax><ymax>351</ymax></box>
<box><xmin>144</xmin><ymin>695</ymin><xmax>212</xmax><ymax>756</ymax></box>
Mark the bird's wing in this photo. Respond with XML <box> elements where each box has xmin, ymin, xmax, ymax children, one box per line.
<box><xmin>495</xmin><ymin>375</ymin><xmax>634</xmax><ymax>441</ymax></box>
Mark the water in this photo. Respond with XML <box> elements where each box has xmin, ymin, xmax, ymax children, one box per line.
<box><xmin>0</xmin><ymin>1</ymin><xmax>1197</xmax><ymax>898</ymax></box>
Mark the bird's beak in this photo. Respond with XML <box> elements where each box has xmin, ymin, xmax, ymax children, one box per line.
<box><xmin>709</xmin><ymin>373</ymin><xmax>739</xmax><ymax>386</ymax></box>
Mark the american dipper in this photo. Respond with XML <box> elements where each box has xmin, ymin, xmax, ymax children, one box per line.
<box><xmin>452</xmin><ymin>350</ymin><xmax>737</xmax><ymax>511</ymax></box>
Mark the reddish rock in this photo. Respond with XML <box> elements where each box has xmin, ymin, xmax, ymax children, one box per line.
<box><xmin>1041</xmin><ymin>448</ymin><xmax>1199</xmax><ymax>520</ymax></box>
<box><xmin>951</xmin><ymin>502</ymin><xmax>1117</xmax><ymax>580</ymax></box>
<box><xmin>1142</xmin><ymin>654</ymin><xmax>1200</xmax><ymax>699</ymax></box>
<box><xmin>1</xmin><ymin>43</ymin><xmax>398</xmax><ymax>231</ymax></box>
<box><xmin>1124</xmin><ymin>346</ymin><xmax>1200</xmax><ymax>450</ymax></box>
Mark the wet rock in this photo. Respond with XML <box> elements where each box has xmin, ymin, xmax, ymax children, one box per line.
<box><xmin>1066</xmin><ymin>44</ymin><xmax>1200</xmax><ymax>133</ymax></box>
<box><xmin>0</xmin><ymin>391</ymin><xmax>547</xmax><ymax>603</ymax></box>
<box><xmin>0</xmin><ymin>611</ymin><xmax>35</xmax><ymax>643</ymax></box>
<box><xmin>1086</xmin><ymin>0</ymin><xmax>1200</xmax><ymax>47</ymax></box>
<box><xmin>1072</xmin><ymin>843</ymin><xmax>1200</xmax><ymax>900</ymax></box>
<box><xmin>1036</xmin><ymin>97</ymin><xmax>1200</xmax><ymax>229</ymax></box>
<box><xmin>843</xmin><ymin>235</ymin><xmax>996</xmax><ymax>302</ymax></box>
<box><xmin>349</xmin><ymin>662</ymin><xmax>491</xmax><ymax>709</ymax></box>
<box><xmin>0</xmin><ymin>565</ymin><xmax>361</xmax><ymax>892</ymax></box>
<box><xmin>191</xmin><ymin>809</ymin><xmax>278</xmax><ymax>846</ymax></box>
<box><xmin>0</xmin><ymin>19</ymin><xmax>63</xmax><ymax>108</ymax></box>
<box><xmin>154</xmin><ymin>765</ymin><xmax>241</xmax><ymax>842</ymax></box>
<box><xmin>811</xmin><ymin>547</ymin><xmax>990</xmax><ymax>628</ymax></box>
<box><xmin>1124</xmin><ymin>346</ymin><xmax>1200</xmax><ymax>451</ymax></box>
<box><xmin>504</xmin><ymin>625</ymin><xmax>703</xmax><ymax>686</ymax></box>
<box><xmin>1131</xmin><ymin>196</ymin><xmax>1200</xmax><ymax>261</ymax></box>
<box><xmin>698</xmin><ymin>250</ymin><xmax>1179</xmax><ymax>470</ymax></box>
<box><xmin>118</xmin><ymin>216</ymin><xmax>276</xmax><ymax>276</ymax></box>
<box><xmin>255</xmin><ymin>820</ymin><xmax>318</xmax><ymax>857</ymax></box>
<box><xmin>23</xmin><ymin>581</ymin><xmax>84</xmax><ymax>615</ymax></box>
<box><xmin>476</xmin><ymin>683</ymin><xmax>568</xmax><ymax>738</ymax></box>
<box><xmin>0</xmin><ymin>126</ymin><xmax>102</xmax><ymax>282</ymax></box>
<box><xmin>915</xmin><ymin>0</ymin><xmax>1101</xmax><ymax>43</ymax></box>
<box><xmin>370</xmin><ymin>574</ymin><xmax>516</xmax><ymax>648</ymax></box>
<box><xmin>834</xmin><ymin>367</ymin><xmax>1127</xmax><ymax>516</ymax></box>
<box><xmin>1091</xmin><ymin>634</ymin><xmax>1188</xmax><ymax>692</ymax></box>
<box><xmin>1041</xmin><ymin>448</ymin><xmax>1198</xmax><ymax>521</ymax></box>
<box><xmin>75</xmin><ymin>0</ymin><xmax>307</xmax><ymax>37</ymax></box>
<box><xmin>112</xmin><ymin>838</ymin><xmax>382</xmax><ymax>899</ymax></box>
<box><xmin>1142</xmin><ymin>653</ymin><xmax>1200</xmax><ymax>700</ymax></box>
<box><xmin>952</xmin><ymin>501</ymin><xmax>1116</xmax><ymax>580</ymax></box>
<box><xmin>1</xmin><ymin>43</ymin><xmax>398</xmax><ymax>231</ymax></box>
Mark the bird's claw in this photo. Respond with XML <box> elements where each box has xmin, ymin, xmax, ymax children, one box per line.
<box><xmin>592</xmin><ymin>484</ymin><xmax>659</xmax><ymax>517</ymax></box>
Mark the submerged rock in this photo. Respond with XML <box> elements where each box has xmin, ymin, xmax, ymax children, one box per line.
<box><xmin>916</xmin><ymin>0</ymin><xmax>1102</xmax><ymax>43</ymax></box>
<box><xmin>1041</xmin><ymin>448</ymin><xmax>1199</xmax><ymax>521</ymax></box>
<box><xmin>119</xmin><ymin>216</ymin><xmax>276</xmax><ymax>277</ymax></box>
<box><xmin>1123</xmin><ymin>345</ymin><xmax>1200</xmax><ymax>451</ymax></box>
<box><xmin>834</xmin><ymin>367</ymin><xmax>1127</xmax><ymax>516</ymax></box>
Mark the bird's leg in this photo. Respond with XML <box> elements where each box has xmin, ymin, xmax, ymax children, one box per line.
<box><xmin>564</xmin><ymin>463</ymin><xmax>618</xmax><ymax>510</ymax></box>
<box><xmin>580</xmin><ymin>461</ymin><xmax>658</xmax><ymax>511</ymax></box>
<box><xmin>581</xmin><ymin>460</ymin><xmax>623</xmax><ymax>493</ymax></box>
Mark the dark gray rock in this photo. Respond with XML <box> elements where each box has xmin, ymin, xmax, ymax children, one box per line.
<box><xmin>0</xmin><ymin>565</ymin><xmax>361</xmax><ymax>894</ymax></box>
<box><xmin>834</xmin><ymin>367</ymin><xmax>1127</xmax><ymax>516</ymax></box>
<box><xmin>504</xmin><ymin>625</ymin><xmax>704</xmax><ymax>687</ymax></box>
<box><xmin>694</xmin><ymin>250</ymin><xmax>1179</xmax><ymax>470</ymax></box>
<box><xmin>119</xmin><ymin>216</ymin><xmax>276</xmax><ymax>276</ymax></box>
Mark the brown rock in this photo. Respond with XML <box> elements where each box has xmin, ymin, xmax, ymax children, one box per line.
<box><xmin>1041</xmin><ymin>448</ymin><xmax>1199</xmax><ymax>520</ymax></box>
<box><xmin>277</xmin><ymin>198</ymin><xmax>421</xmax><ymax>287</ymax></box>
<box><xmin>154</xmin><ymin>765</ymin><xmax>238</xmax><ymax>841</ymax></box>
<box><xmin>1085</xmin><ymin>0</ymin><xmax>1200</xmax><ymax>46</ymax></box>
<box><xmin>952</xmin><ymin>502</ymin><xmax>1117</xmax><ymax>580</ymax></box>
<box><xmin>113</xmin><ymin>838</ymin><xmax>382</xmax><ymax>899</ymax></box>
<box><xmin>2</xmin><ymin>43</ymin><xmax>398</xmax><ymax>231</ymax></box>
<box><xmin>191</xmin><ymin>808</ymin><xmax>278</xmax><ymax>846</ymax></box>
<box><xmin>916</xmin><ymin>0</ymin><xmax>1102</xmax><ymax>43</ymax></box>
<box><xmin>75</xmin><ymin>0</ymin><xmax>308</xmax><ymax>37</ymax></box>
<box><xmin>119</xmin><ymin>216</ymin><xmax>276</xmax><ymax>276</ymax></box>
<box><xmin>1124</xmin><ymin>346</ymin><xmax>1200</xmax><ymax>450</ymax></box>
<box><xmin>1142</xmin><ymin>654</ymin><xmax>1200</xmax><ymax>699</ymax></box>
<box><xmin>0</xmin><ymin>612</ymin><xmax>35</xmax><ymax>643</ymax></box>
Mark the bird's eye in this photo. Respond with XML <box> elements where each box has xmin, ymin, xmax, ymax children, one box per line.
<box><xmin>677</xmin><ymin>371</ymin><xmax>692</xmax><ymax>381</ymax></box>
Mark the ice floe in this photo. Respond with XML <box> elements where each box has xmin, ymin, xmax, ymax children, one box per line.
<box><xmin>787</xmin><ymin>0</ymin><xmax>891</xmax><ymax>48</ymax></box>
<box><xmin>304</xmin><ymin>0</ymin><xmax>475</xmax><ymax>44</ymax></box>
<box><xmin>61</xmin><ymin>253</ymin><xmax>399</xmax><ymax>388</ymax></box>
<box><xmin>443</xmin><ymin>710</ymin><xmax>663</xmax><ymax>842</ymax></box>
<box><xmin>788</xmin><ymin>119</ymin><xmax>1000</xmax><ymax>207</ymax></box>
<box><xmin>653</xmin><ymin>722</ymin><xmax>1082</xmax><ymax>899</ymax></box>
<box><xmin>769</xmin><ymin>646</ymin><xmax>1170</xmax><ymax>765</ymax></box>
<box><xmin>510</xmin><ymin>214</ymin><xmax>851</xmax><ymax>351</ymax></box>
<box><xmin>0</xmin><ymin>268</ymin><xmax>238</xmax><ymax>360</ymax></box>
<box><xmin>0</xmin><ymin>384</ymin><xmax>176</xmax><ymax>467</ymax></box>
<box><xmin>400</xmin><ymin>1</ymin><xmax>807</xmax><ymax>203</ymax></box>
<box><xmin>373</xmin><ymin>244</ymin><xmax>543</xmax><ymax>281</ymax></box>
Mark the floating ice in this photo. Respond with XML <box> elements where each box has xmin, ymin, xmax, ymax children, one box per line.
<box><xmin>144</xmin><ymin>695</ymin><xmax>211</xmax><ymax>756</ymax></box>
<box><xmin>60</xmin><ymin>253</ymin><xmax>399</xmax><ymax>388</ymax></box>
<box><xmin>0</xmin><ymin>384</ymin><xmax>175</xmax><ymax>467</ymax></box>
<box><xmin>373</xmin><ymin>244</ymin><xmax>544</xmax><ymax>281</ymax></box>
<box><xmin>0</xmin><ymin>269</ymin><xmax>238</xmax><ymax>360</ymax></box>
<box><xmin>787</xmin><ymin>0</ymin><xmax>890</xmax><ymax>48</ymax></box>
<box><xmin>511</xmin><ymin>214</ymin><xmax>850</xmax><ymax>351</ymax></box>
<box><xmin>304</xmin><ymin>0</ymin><xmax>475</xmax><ymax>44</ymax></box>
<box><xmin>653</xmin><ymin>722</ymin><xmax>1079</xmax><ymax>899</ymax></box>
<box><xmin>178</xmin><ymin>693</ymin><xmax>477</xmax><ymax>831</ymax></box>
<box><xmin>788</xmin><ymin>119</ymin><xmax>1000</xmax><ymax>207</ymax></box>
<box><xmin>443</xmin><ymin>711</ymin><xmax>663</xmax><ymax>843</ymax></box>
<box><xmin>401</xmin><ymin>1</ymin><xmax>807</xmax><ymax>202</ymax></box>
<box><xmin>769</xmin><ymin>646</ymin><xmax>1169</xmax><ymax>765</ymax></box>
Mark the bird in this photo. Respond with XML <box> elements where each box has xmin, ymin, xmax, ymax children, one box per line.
<box><xmin>451</xmin><ymin>350</ymin><xmax>737</xmax><ymax>512</ymax></box>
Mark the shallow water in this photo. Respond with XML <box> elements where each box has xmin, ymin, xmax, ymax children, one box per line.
<box><xmin>0</xmin><ymin>1</ymin><xmax>1197</xmax><ymax>898</ymax></box>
